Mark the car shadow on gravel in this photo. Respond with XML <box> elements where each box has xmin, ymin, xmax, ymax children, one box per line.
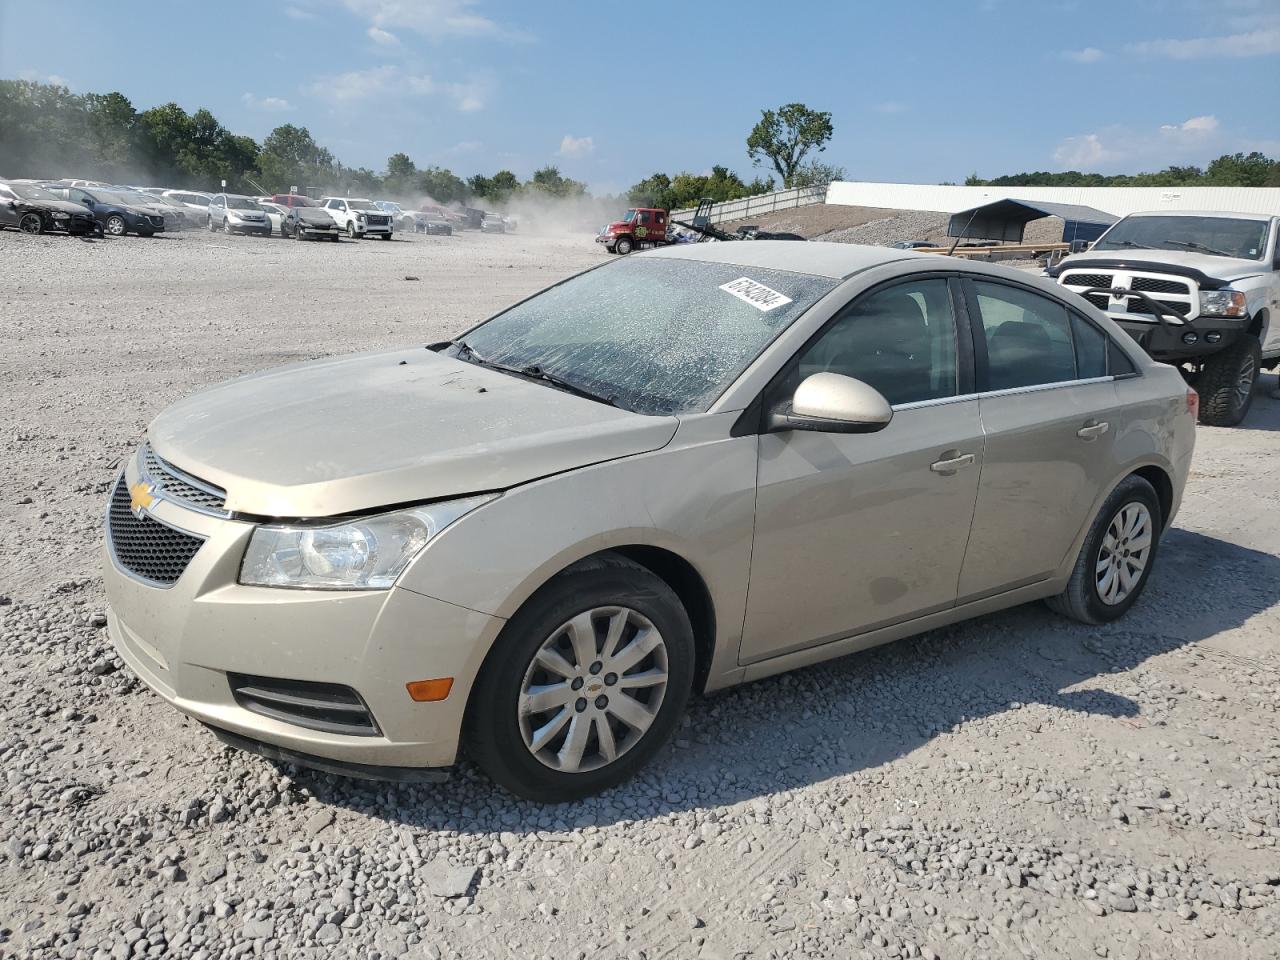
<box><xmin>1232</xmin><ymin>378</ymin><xmax>1280</xmax><ymax>431</ymax></box>
<box><xmin>295</xmin><ymin>528</ymin><xmax>1279</xmax><ymax>829</ymax></box>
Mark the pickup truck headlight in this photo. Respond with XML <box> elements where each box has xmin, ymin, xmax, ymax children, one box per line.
<box><xmin>240</xmin><ymin>495</ymin><xmax>496</xmax><ymax>589</ymax></box>
<box><xmin>1198</xmin><ymin>289</ymin><xmax>1248</xmax><ymax>318</ymax></box>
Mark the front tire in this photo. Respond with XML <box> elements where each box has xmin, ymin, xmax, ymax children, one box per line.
<box><xmin>1046</xmin><ymin>475</ymin><xmax>1162</xmax><ymax>625</ymax></box>
<box><xmin>105</xmin><ymin>214</ymin><xmax>127</xmax><ymax>237</ymax></box>
<box><xmin>347</xmin><ymin>221</ymin><xmax>358</xmax><ymax>239</ymax></box>
<box><xmin>614</xmin><ymin>237</ymin><xmax>633</xmax><ymax>255</ymax></box>
<box><xmin>467</xmin><ymin>554</ymin><xmax>694</xmax><ymax>802</ymax></box>
<box><xmin>1198</xmin><ymin>335</ymin><xmax>1260</xmax><ymax>426</ymax></box>
<box><xmin>19</xmin><ymin>213</ymin><xmax>43</xmax><ymax>234</ymax></box>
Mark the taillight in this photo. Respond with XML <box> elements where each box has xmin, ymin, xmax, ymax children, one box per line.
<box><xmin>1186</xmin><ymin>386</ymin><xmax>1199</xmax><ymax>420</ymax></box>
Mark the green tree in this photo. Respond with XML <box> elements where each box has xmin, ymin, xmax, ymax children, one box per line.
<box><xmin>384</xmin><ymin>151</ymin><xmax>417</xmax><ymax>195</ymax></box>
<box><xmin>416</xmin><ymin>166</ymin><xmax>468</xmax><ymax>203</ymax></box>
<box><xmin>627</xmin><ymin>172</ymin><xmax>673</xmax><ymax>209</ymax></box>
<box><xmin>258</xmin><ymin>123</ymin><xmax>335</xmax><ymax>192</ymax></box>
<box><xmin>527</xmin><ymin>165</ymin><xmax>586</xmax><ymax>198</ymax></box>
<box><xmin>746</xmin><ymin>103</ymin><xmax>833</xmax><ymax>187</ymax></box>
<box><xmin>788</xmin><ymin>160</ymin><xmax>845</xmax><ymax>189</ymax></box>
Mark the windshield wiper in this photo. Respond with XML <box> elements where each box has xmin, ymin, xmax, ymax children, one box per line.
<box><xmin>452</xmin><ymin>341</ymin><xmax>620</xmax><ymax>408</ymax></box>
<box><xmin>1100</xmin><ymin>239</ymin><xmax>1146</xmax><ymax>250</ymax></box>
<box><xmin>1162</xmin><ymin>239</ymin><xmax>1233</xmax><ymax>258</ymax></box>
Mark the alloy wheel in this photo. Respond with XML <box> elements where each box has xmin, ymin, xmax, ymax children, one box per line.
<box><xmin>518</xmin><ymin>606</ymin><xmax>669</xmax><ymax>773</ymax></box>
<box><xmin>19</xmin><ymin>213</ymin><xmax>42</xmax><ymax>234</ymax></box>
<box><xmin>105</xmin><ymin>216</ymin><xmax>126</xmax><ymax>236</ymax></box>
<box><xmin>1095</xmin><ymin>502</ymin><xmax>1153</xmax><ymax>605</ymax></box>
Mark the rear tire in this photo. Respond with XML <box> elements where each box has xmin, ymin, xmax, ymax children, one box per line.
<box><xmin>467</xmin><ymin>554</ymin><xmax>694</xmax><ymax>802</ymax></box>
<box><xmin>1045</xmin><ymin>475</ymin><xmax>1162</xmax><ymax>625</ymax></box>
<box><xmin>1198</xmin><ymin>335</ymin><xmax>1260</xmax><ymax>426</ymax></box>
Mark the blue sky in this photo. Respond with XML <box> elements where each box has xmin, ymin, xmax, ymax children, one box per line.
<box><xmin>3</xmin><ymin>0</ymin><xmax>1278</xmax><ymax>193</ymax></box>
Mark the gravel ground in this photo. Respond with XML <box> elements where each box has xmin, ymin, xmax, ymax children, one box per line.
<box><xmin>2</xmin><ymin>226</ymin><xmax>1279</xmax><ymax>960</ymax></box>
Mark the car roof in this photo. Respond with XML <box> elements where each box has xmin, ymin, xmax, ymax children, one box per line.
<box><xmin>642</xmin><ymin>240</ymin><xmax>931</xmax><ymax>280</ymax></box>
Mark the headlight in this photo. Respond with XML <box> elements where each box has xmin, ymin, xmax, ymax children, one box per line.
<box><xmin>239</xmin><ymin>495</ymin><xmax>496</xmax><ymax>589</ymax></box>
<box><xmin>1198</xmin><ymin>289</ymin><xmax>1248</xmax><ymax>318</ymax></box>
<box><xmin>52</xmin><ymin>211</ymin><xmax>70</xmax><ymax>219</ymax></box>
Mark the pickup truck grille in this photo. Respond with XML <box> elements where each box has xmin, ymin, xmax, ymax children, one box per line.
<box><xmin>1060</xmin><ymin>268</ymin><xmax>1197</xmax><ymax>324</ymax></box>
<box><xmin>365</xmin><ymin>215</ymin><xmax>390</xmax><ymax>226</ymax></box>
<box><xmin>1130</xmin><ymin>276</ymin><xmax>1192</xmax><ymax>295</ymax></box>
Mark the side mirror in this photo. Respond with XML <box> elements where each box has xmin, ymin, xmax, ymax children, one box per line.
<box><xmin>1070</xmin><ymin>239</ymin><xmax>1089</xmax><ymax>254</ymax></box>
<box><xmin>768</xmin><ymin>372</ymin><xmax>894</xmax><ymax>434</ymax></box>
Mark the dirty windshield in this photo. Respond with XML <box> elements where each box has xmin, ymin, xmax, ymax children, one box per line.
<box><xmin>1094</xmin><ymin>215</ymin><xmax>1268</xmax><ymax>260</ymax></box>
<box><xmin>452</xmin><ymin>257</ymin><xmax>835</xmax><ymax>415</ymax></box>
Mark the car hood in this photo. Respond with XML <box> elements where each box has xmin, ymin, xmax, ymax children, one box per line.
<box><xmin>294</xmin><ymin>208</ymin><xmax>333</xmax><ymax>224</ymax></box>
<box><xmin>22</xmin><ymin>198</ymin><xmax>92</xmax><ymax>215</ymax></box>
<box><xmin>1058</xmin><ymin>249</ymin><xmax>1268</xmax><ymax>283</ymax></box>
<box><xmin>147</xmin><ymin>348</ymin><xmax>678</xmax><ymax>517</ymax></box>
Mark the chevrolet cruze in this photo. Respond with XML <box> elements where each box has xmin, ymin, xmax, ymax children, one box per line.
<box><xmin>103</xmin><ymin>242</ymin><xmax>1195</xmax><ymax>801</ymax></box>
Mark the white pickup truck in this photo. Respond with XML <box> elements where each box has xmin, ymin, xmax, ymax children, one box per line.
<box><xmin>318</xmin><ymin>196</ymin><xmax>394</xmax><ymax>240</ymax></box>
<box><xmin>1050</xmin><ymin>210</ymin><xmax>1280</xmax><ymax>426</ymax></box>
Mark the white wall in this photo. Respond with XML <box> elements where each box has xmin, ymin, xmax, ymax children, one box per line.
<box><xmin>825</xmin><ymin>181</ymin><xmax>1280</xmax><ymax>217</ymax></box>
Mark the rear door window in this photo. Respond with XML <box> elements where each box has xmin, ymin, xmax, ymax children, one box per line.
<box><xmin>973</xmin><ymin>281</ymin><xmax>1077</xmax><ymax>390</ymax></box>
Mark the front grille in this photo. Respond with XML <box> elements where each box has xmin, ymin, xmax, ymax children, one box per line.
<box><xmin>228</xmin><ymin>674</ymin><xmax>381</xmax><ymax>736</ymax></box>
<box><xmin>141</xmin><ymin>444</ymin><xmax>227</xmax><ymax>514</ymax></box>
<box><xmin>365</xmin><ymin>215</ymin><xmax>390</xmax><ymax>226</ymax></box>
<box><xmin>1127</xmin><ymin>296</ymin><xmax>1190</xmax><ymax>318</ymax></box>
<box><xmin>1063</xmin><ymin>273</ymin><xmax>1113</xmax><ymax>290</ymax></box>
<box><xmin>1131</xmin><ymin>276</ymin><xmax>1191</xmax><ymax>295</ymax></box>
<box><xmin>107</xmin><ymin>477</ymin><xmax>206</xmax><ymax>586</ymax></box>
<box><xmin>1084</xmin><ymin>292</ymin><xmax>1110</xmax><ymax>310</ymax></box>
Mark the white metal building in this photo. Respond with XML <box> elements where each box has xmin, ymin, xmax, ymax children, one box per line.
<box><xmin>825</xmin><ymin>181</ymin><xmax>1280</xmax><ymax>218</ymax></box>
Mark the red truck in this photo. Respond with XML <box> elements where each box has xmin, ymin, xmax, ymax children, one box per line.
<box><xmin>596</xmin><ymin>207</ymin><xmax>672</xmax><ymax>255</ymax></box>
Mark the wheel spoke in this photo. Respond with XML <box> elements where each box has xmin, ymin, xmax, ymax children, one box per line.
<box><xmin>527</xmin><ymin>707</ymin><xmax>571</xmax><ymax>753</ymax></box>
<box><xmin>606</xmin><ymin>692</ymin><xmax>654</xmax><ymax>731</ymax></box>
<box><xmin>1128</xmin><ymin>534</ymin><xmax>1152</xmax><ymax>553</ymax></box>
<box><xmin>601</xmin><ymin>610</ymin><xmax>628</xmax><ymax>659</ymax></box>
<box><xmin>594</xmin><ymin>715</ymin><xmax>618</xmax><ymax>762</ymax></box>
<box><xmin>1098</xmin><ymin>566</ymin><xmax>1117</xmax><ymax>600</ymax></box>
<box><xmin>534</xmin><ymin>647</ymin><xmax>577</xmax><ymax>680</ymax></box>
<box><xmin>565</xmin><ymin>612</ymin><xmax>599</xmax><ymax>669</ymax></box>
<box><xmin>616</xmin><ymin>668</ymin><xmax>666</xmax><ymax>690</ymax></box>
<box><xmin>1095</xmin><ymin>553</ymin><xmax>1112</xmax><ymax>574</ymax></box>
<box><xmin>557</xmin><ymin>714</ymin><xmax>591</xmax><ymax>771</ymax></box>
<box><xmin>520</xmin><ymin>682</ymin><xmax>575</xmax><ymax>715</ymax></box>
<box><xmin>609</xmin><ymin>628</ymin><xmax>661</xmax><ymax>674</ymax></box>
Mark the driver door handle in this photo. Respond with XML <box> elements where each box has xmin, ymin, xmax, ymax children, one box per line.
<box><xmin>930</xmin><ymin>452</ymin><xmax>975</xmax><ymax>475</ymax></box>
<box><xmin>1077</xmin><ymin>419</ymin><xmax>1110</xmax><ymax>441</ymax></box>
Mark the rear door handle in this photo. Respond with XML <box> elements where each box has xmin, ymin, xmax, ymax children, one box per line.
<box><xmin>930</xmin><ymin>452</ymin><xmax>975</xmax><ymax>475</ymax></box>
<box><xmin>1077</xmin><ymin>419</ymin><xmax>1110</xmax><ymax>441</ymax></box>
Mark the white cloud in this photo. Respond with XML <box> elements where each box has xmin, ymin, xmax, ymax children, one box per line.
<box><xmin>284</xmin><ymin>4</ymin><xmax>313</xmax><ymax>20</ymax></box>
<box><xmin>340</xmin><ymin>0</ymin><xmax>531</xmax><ymax>42</ymax></box>
<box><xmin>18</xmin><ymin>69</ymin><xmax>71</xmax><ymax>87</ymax></box>
<box><xmin>1053</xmin><ymin>133</ymin><xmax>1109</xmax><ymax>168</ymax></box>
<box><xmin>367</xmin><ymin>25</ymin><xmax>400</xmax><ymax>47</ymax></box>
<box><xmin>558</xmin><ymin>134</ymin><xmax>594</xmax><ymax>158</ymax></box>
<box><xmin>1052</xmin><ymin>115</ymin><xmax>1237</xmax><ymax>171</ymax></box>
<box><xmin>1126</xmin><ymin>27</ymin><xmax>1280</xmax><ymax>59</ymax></box>
<box><xmin>1061</xmin><ymin>47</ymin><xmax>1104</xmax><ymax>63</ymax></box>
<box><xmin>306</xmin><ymin>65</ymin><xmax>485</xmax><ymax>111</ymax></box>
<box><xmin>1178</xmin><ymin>115</ymin><xmax>1219</xmax><ymax>133</ymax></box>
<box><xmin>241</xmin><ymin>92</ymin><xmax>293</xmax><ymax>112</ymax></box>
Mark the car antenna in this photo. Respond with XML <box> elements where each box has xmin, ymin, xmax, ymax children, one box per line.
<box><xmin>947</xmin><ymin>206</ymin><xmax>982</xmax><ymax>256</ymax></box>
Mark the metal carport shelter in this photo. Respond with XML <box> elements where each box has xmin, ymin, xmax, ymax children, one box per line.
<box><xmin>948</xmin><ymin>199</ymin><xmax>1118</xmax><ymax>244</ymax></box>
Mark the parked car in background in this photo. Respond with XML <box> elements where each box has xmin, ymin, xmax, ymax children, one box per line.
<box><xmin>120</xmin><ymin>191</ymin><xmax>189</xmax><ymax>231</ymax></box>
<box><xmin>44</xmin><ymin>185</ymin><xmax>166</xmax><ymax>236</ymax></box>
<box><xmin>258</xmin><ymin>200</ymin><xmax>288</xmax><ymax>236</ymax></box>
<box><xmin>893</xmin><ymin>240</ymin><xmax>936</xmax><ymax>249</ymax></box>
<box><xmin>269</xmin><ymin>193</ymin><xmax>321</xmax><ymax>209</ymax></box>
<box><xmin>281</xmin><ymin>204</ymin><xmax>340</xmax><ymax>241</ymax></box>
<box><xmin>410</xmin><ymin>211</ymin><xmax>453</xmax><ymax>235</ymax></box>
<box><xmin>162</xmin><ymin>190</ymin><xmax>212</xmax><ymax>219</ymax></box>
<box><xmin>481</xmin><ymin>213</ymin><xmax>507</xmax><ymax>234</ymax></box>
<box><xmin>374</xmin><ymin>200</ymin><xmax>416</xmax><ymax>231</ymax></box>
<box><xmin>207</xmin><ymin>194</ymin><xmax>272</xmax><ymax>236</ymax></box>
<box><xmin>419</xmin><ymin>203</ymin><xmax>463</xmax><ymax>229</ymax></box>
<box><xmin>0</xmin><ymin>180</ymin><xmax>99</xmax><ymax>235</ymax></box>
<box><xmin>101</xmin><ymin>243</ymin><xmax>1194</xmax><ymax>801</ymax></box>
<box><xmin>320</xmin><ymin>197</ymin><xmax>393</xmax><ymax>239</ymax></box>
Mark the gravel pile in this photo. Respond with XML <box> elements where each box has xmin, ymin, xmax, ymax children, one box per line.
<box><xmin>2</xmin><ymin>228</ymin><xmax>1279</xmax><ymax>959</ymax></box>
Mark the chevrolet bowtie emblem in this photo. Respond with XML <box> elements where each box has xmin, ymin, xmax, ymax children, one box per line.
<box><xmin>129</xmin><ymin>481</ymin><xmax>157</xmax><ymax>517</ymax></box>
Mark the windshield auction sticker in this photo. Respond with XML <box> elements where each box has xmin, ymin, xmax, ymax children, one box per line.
<box><xmin>719</xmin><ymin>277</ymin><xmax>793</xmax><ymax>311</ymax></box>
